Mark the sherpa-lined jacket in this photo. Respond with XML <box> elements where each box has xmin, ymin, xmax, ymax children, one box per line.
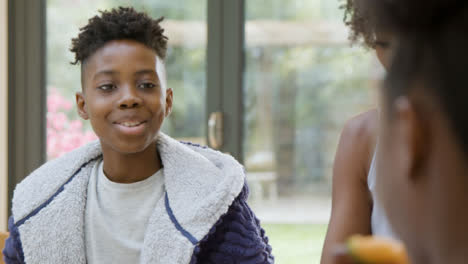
<box><xmin>3</xmin><ymin>133</ymin><xmax>274</xmax><ymax>264</ymax></box>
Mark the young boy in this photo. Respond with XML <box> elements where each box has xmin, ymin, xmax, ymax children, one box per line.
<box><xmin>3</xmin><ymin>7</ymin><xmax>273</xmax><ymax>264</ymax></box>
<box><xmin>363</xmin><ymin>0</ymin><xmax>468</xmax><ymax>263</ymax></box>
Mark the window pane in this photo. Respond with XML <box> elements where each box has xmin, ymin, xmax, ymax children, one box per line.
<box><xmin>244</xmin><ymin>1</ymin><xmax>382</xmax><ymax>263</ymax></box>
<box><xmin>46</xmin><ymin>0</ymin><xmax>206</xmax><ymax>159</ymax></box>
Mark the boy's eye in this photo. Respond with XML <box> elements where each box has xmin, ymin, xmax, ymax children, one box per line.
<box><xmin>98</xmin><ymin>84</ymin><xmax>116</xmax><ymax>91</ymax></box>
<box><xmin>138</xmin><ymin>82</ymin><xmax>156</xmax><ymax>89</ymax></box>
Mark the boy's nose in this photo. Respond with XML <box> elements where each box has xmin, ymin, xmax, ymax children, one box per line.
<box><xmin>118</xmin><ymin>87</ymin><xmax>143</xmax><ymax>109</ymax></box>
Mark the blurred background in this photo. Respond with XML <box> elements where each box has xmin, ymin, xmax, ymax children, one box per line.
<box><xmin>2</xmin><ymin>0</ymin><xmax>383</xmax><ymax>263</ymax></box>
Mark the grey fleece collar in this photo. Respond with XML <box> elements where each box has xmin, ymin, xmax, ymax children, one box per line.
<box><xmin>12</xmin><ymin>133</ymin><xmax>245</xmax><ymax>264</ymax></box>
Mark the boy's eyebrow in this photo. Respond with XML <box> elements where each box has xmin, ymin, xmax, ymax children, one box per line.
<box><xmin>92</xmin><ymin>69</ymin><xmax>157</xmax><ymax>81</ymax></box>
<box><xmin>134</xmin><ymin>69</ymin><xmax>157</xmax><ymax>76</ymax></box>
<box><xmin>93</xmin><ymin>70</ymin><xmax>117</xmax><ymax>80</ymax></box>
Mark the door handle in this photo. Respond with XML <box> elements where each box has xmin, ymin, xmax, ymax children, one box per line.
<box><xmin>208</xmin><ymin>112</ymin><xmax>223</xmax><ymax>149</ymax></box>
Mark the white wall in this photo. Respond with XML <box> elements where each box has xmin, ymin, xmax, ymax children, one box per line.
<box><xmin>0</xmin><ymin>0</ymin><xmax>8</xmax><ymax>231</ymax></box>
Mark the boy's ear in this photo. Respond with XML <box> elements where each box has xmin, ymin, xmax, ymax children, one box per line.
<box><xmin>76</xmin><ymin>92</ymin><xmax>89</xmax><ymax>120</ymax></box>
<box><xmin>165</xmin><ymin>88</ymin><xmax>173</xmax><ymax>117</ymax></box>
<box><xmin>393</xmin><ymin>97</ymin><xmax>428</xmax><ymax>180</ymax></box>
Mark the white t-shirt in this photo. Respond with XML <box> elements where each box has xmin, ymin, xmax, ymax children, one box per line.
<box><xmin>85</xmin><ymin>159</ymin><xmax>165</xmax><ymax>264</ymax></box>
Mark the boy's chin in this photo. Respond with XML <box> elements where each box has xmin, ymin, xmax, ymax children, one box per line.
<box><xmin>104</xmin><ymin>140</ymin><xmax>156</xmax><ymax>156</ymax></box>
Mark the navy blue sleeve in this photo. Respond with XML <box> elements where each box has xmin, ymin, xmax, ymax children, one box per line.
<box><xmin>3</xmin><ymin>216</ymin><xmax>24</xmax><ymax>264</ymax></box>
<box><xmin>192</xmin><ymin>184</ymin><xmax>274</xmax><ymax>264</ymax></box>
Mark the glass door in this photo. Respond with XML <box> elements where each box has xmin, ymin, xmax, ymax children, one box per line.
<box><xmin>243</xmin><ymin>0</ymin><xmax>381</xmax><ymax>263</ymax></box>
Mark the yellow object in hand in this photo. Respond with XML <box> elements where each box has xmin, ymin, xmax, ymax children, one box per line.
<box><xmin>347</xmin><ymin>235</ymin><xmax>410</xmax><ymax>264</ymax></box>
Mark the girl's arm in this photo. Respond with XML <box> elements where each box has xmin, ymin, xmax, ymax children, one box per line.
<box><xmin>320</xmin><ymin>110</ymin><xmax>377</xmax><ymax>264</ymax></box>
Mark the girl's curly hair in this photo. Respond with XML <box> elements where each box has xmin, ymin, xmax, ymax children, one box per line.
<box><xmin>341</xmin><ymin>0</ymin><xmax>378</xmax><ymax>48</ymax></box>
<box><xmin>70</xmin><ymin>7</ymin><xmax>168</xmax><ymax>65</ymax></box>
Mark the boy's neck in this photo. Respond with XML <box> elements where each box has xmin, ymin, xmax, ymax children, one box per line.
<box><xmin>429</xmin><ymin>211</ymin><xmax>468</xmax><ymax>264</ymax></box>
<box><xmin>425</xmin><ymin>246</ymin><xmax>468</xmax><ymax>264</ymax></box>
<box><xmin>101</xmin><ymin>142</ymin><xmax>162</xmax><ymax>183</ymax></box>
<box><xmin>421</xmin><ymin>156</ymin><xmax>468</xmax><ymax>264</ymax></box>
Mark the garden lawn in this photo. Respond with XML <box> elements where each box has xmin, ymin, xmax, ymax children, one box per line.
<box><xmin>262</xmin><ymin>223</ymin><xmax>328</xmax><ymax>264</ymax></box>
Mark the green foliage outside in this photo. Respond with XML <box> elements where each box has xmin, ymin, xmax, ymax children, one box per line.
<box><xmin>244</xmin><ymin>0</ymin><xmax>376</xmax><ymax>191</ymax></box>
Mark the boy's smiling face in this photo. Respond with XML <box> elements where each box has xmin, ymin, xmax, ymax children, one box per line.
<box><xmin>76</xmin><ymin>39</ymin><xmax>172</xmax><ymax>155</ymax></box>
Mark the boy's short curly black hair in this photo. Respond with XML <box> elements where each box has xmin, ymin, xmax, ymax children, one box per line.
<box><xmin>70</xmin><ymin>7</ymin><xmax>168</xmax><ymax>65</ymax></box>
<box><xmin>342</xmin><ymin>0</ymin><xmax>379</xmax><ymax>48</ymax></box>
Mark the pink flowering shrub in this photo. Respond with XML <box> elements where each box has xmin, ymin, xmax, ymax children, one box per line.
<box><xmin>47</xmin><ymin>88</ymin><xmax>98</xmax><ymax>159</ymax></box>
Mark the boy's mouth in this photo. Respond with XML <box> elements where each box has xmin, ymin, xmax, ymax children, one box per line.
<box><xmin>113</xmin><ymin>120</ymin><xmax>148</xmax><ymax>136</ymax></box>
<box><xmin>117</xmin><ymin>121</ymin><xmax>146</xmax><ymax>127</ymax></box>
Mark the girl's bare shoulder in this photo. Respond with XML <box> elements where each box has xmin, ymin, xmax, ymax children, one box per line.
<box><xmin>339</xmin><ymin>109</ymin><xmax>379</xmax><ymax>173</ymax></box>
